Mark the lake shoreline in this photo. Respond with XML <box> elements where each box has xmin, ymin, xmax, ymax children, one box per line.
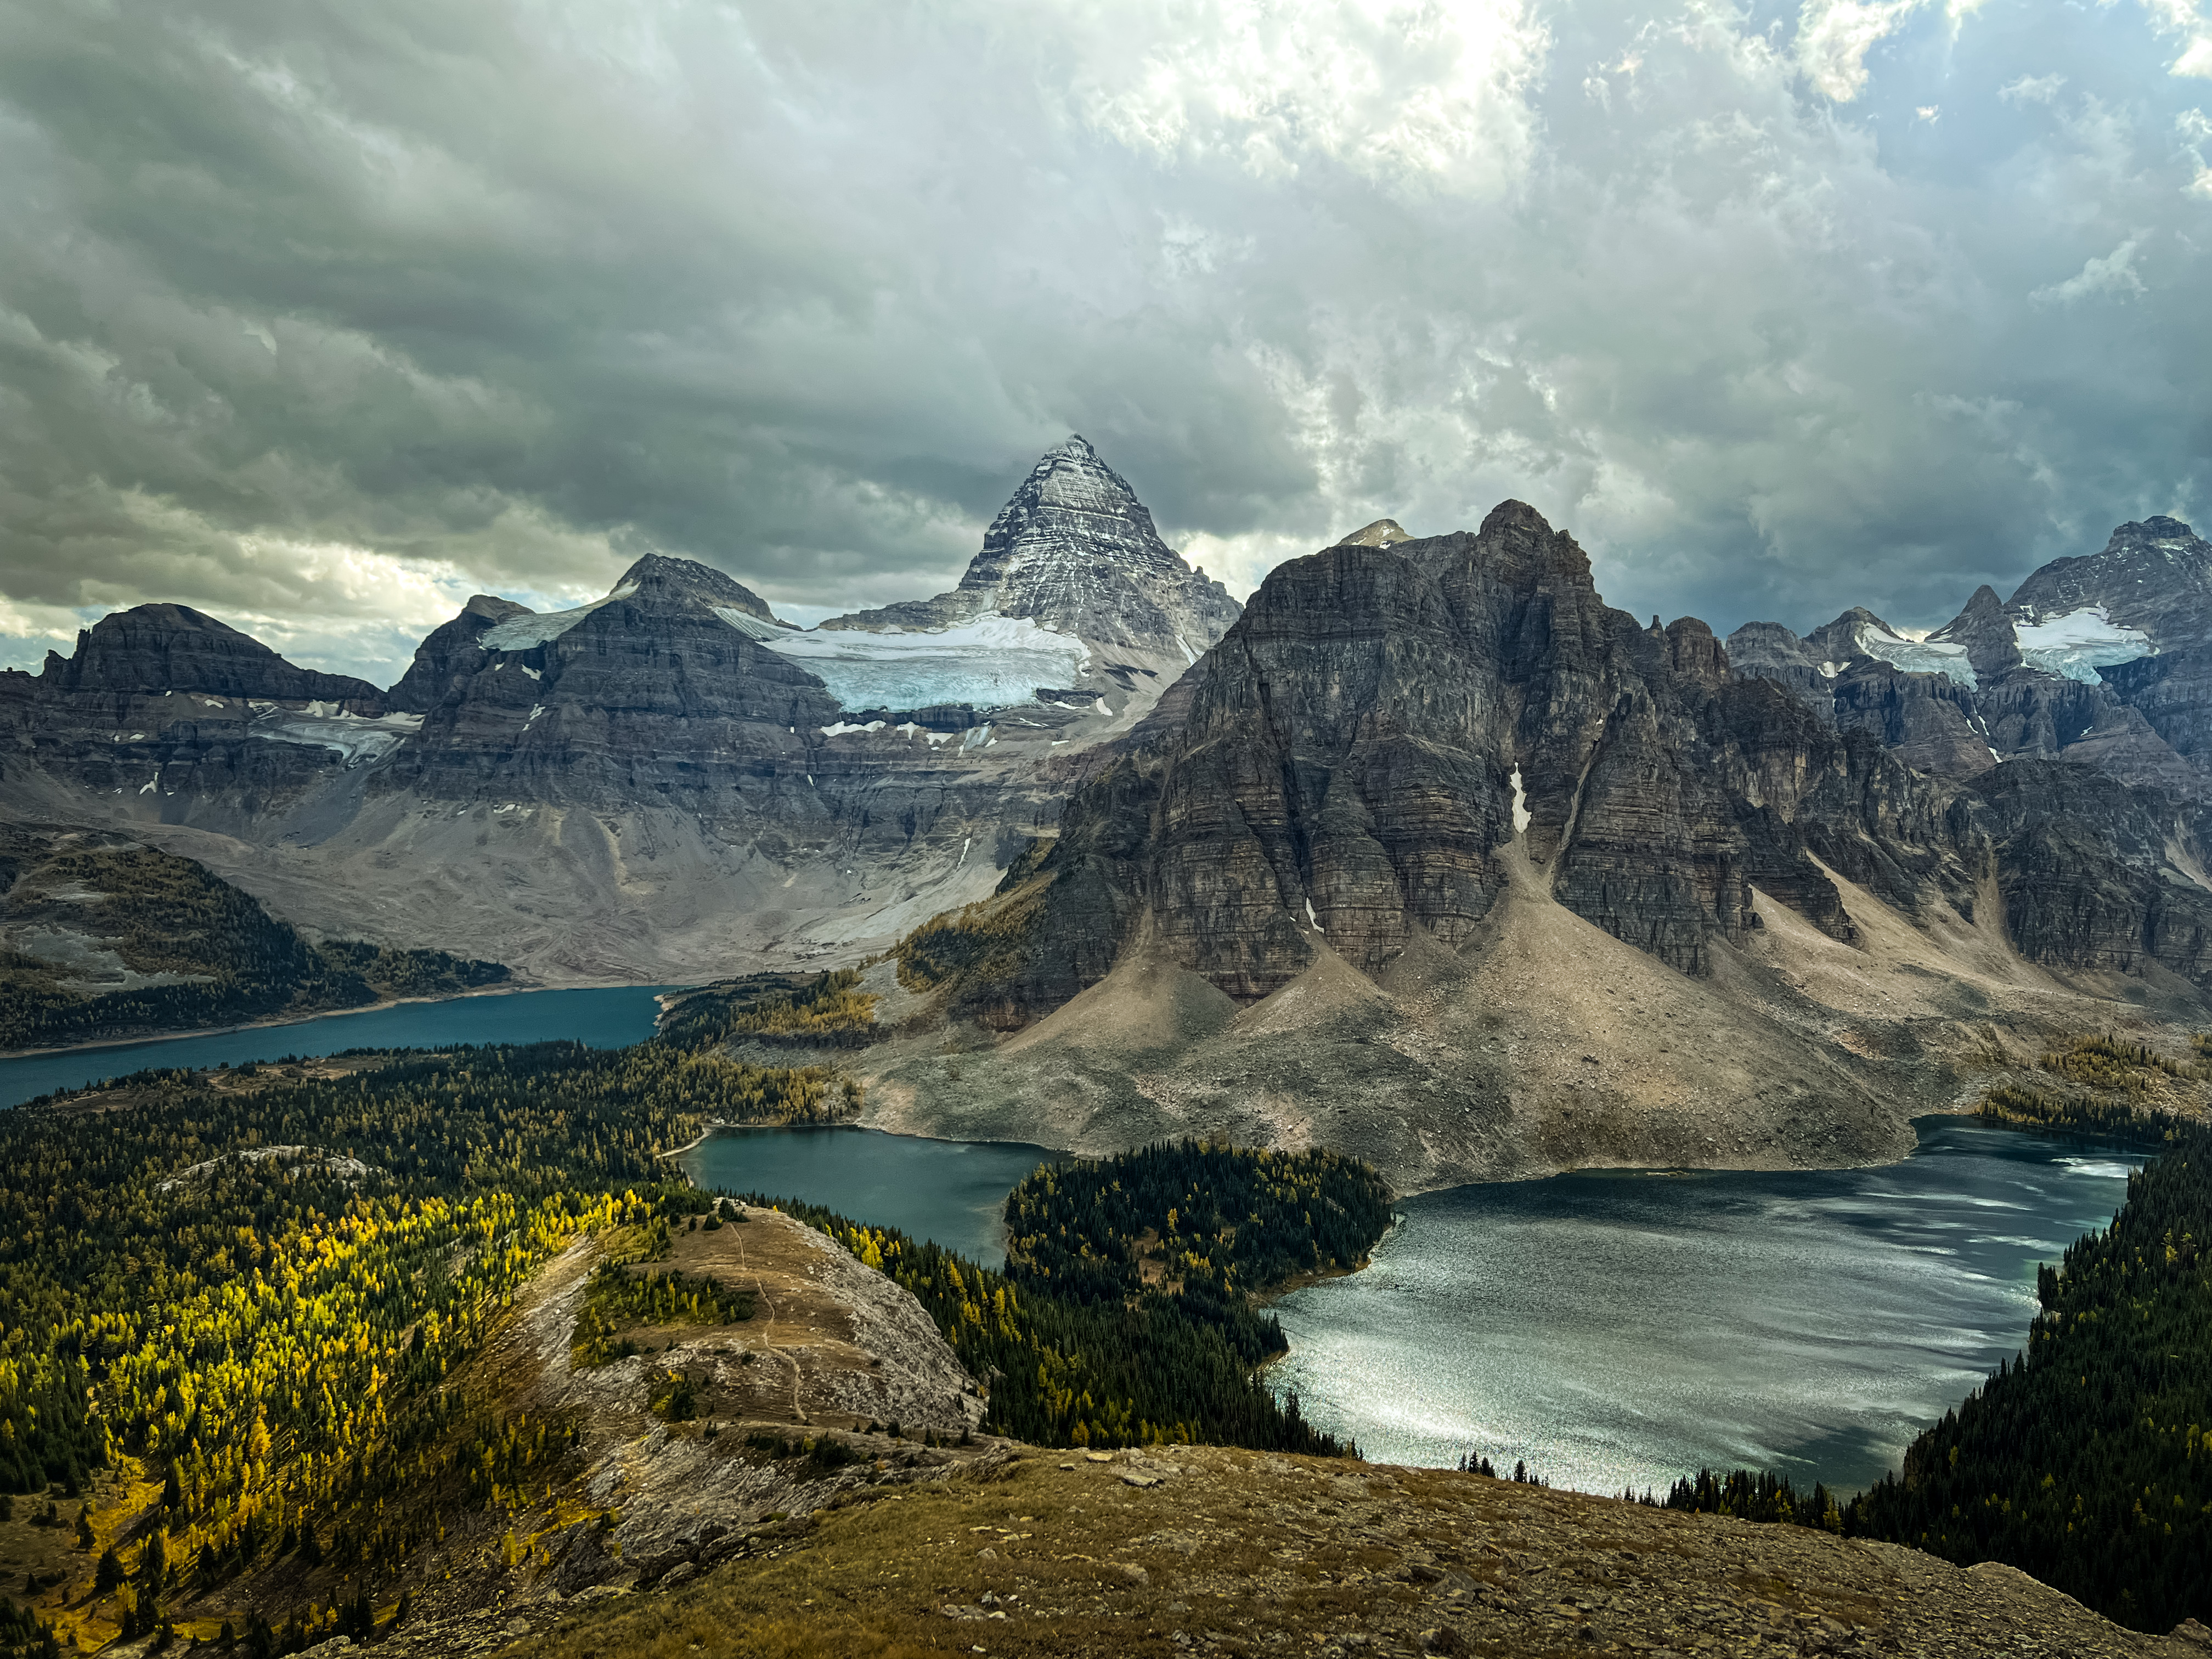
<box><xmin>0</xmin><ymin>976</ymin><xmax>671</xmax><ymax>1062</ymax></box>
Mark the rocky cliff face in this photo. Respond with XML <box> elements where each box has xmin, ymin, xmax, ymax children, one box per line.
<box><xmin>0</xmin><ymin>455</ymin><xmax>1228</xmax><ymax>985</ymax></box>
<box><xmin>387</xmin><ymin>593</ymin><xmax>532</xmax><ymax>714</ymax></box>
<box><xmin>1726</xmin><ymin>523</ymin><xmax>2212</xmax><ymax>801</ymax></box>
<box><xmin>2010</xmin><ymin>515</ymin><xmax>2212</xmax><ymax>640</ymax></box>
<box><xmin>847</xmin><ymin>503</ymin><xmax>2212</xmax><ymax>1190</ymax></box>
<box><xmin>945</xmin><ymin>503</ymin><xmax>2026</xmax><ymax>1017</ymax></box>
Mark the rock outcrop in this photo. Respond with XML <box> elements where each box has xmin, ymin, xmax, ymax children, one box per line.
<box><xmin>967</xmin><ymin>502</ymin><xmax>1978</xmax><ymax>1008</ymax></box>
<box><xmin>1727</xmin><ymin>527</ymin><xmax>2211</xmax><ymax>800</ymax></box>
<box><xmin>845</xmin><ymin>503</ymin><xmax>2212</xmax><ymax>1190</ymax></box>
<box><xmin>386</xmin><ymin>593</ymin><xmax>532</xmax><ymax>714</ymax></box>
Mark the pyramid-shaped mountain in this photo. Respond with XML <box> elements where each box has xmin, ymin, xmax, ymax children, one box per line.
<box><xmin>820</xmin><ymin>436</ymin><xmax>1240</xmax><ymax>658</ymax></box>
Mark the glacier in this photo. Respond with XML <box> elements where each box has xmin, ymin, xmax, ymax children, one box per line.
<box><xmin>760</xmin><ymin>612</ymin><xmax>1090</xmax><ymax>712</ymax></box>
<box><xmin>2013</xmin><ymin>606</ymin><xmax>2155</xmax><ymax>683</ymax></box>
<box><xmin>1853</xmin><ymin>622</ymin><xmax>1977</xmax><ymax>689</ymax></box>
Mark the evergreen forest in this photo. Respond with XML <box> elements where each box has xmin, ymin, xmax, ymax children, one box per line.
<box><xmin>0</xmin><ymin>1035</ymin><xmax>850</xmax><ymax>1646</ymax></box>
<box><xmin>0</xmin><ymin>1023</ymin><xmax>1397</xmax><ymax>1649</ymax></box>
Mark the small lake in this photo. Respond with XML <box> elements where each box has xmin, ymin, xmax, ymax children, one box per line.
<box><xmin>681</xmin><ymin>1126</ymin><xmax>1053</xmax><ymax>1264</ymax></box>
<box><xmin>0</xmin><ymin>984</ymin><xmax>675</xmax><ymax>1108</ymax></box>
<box><xmin>1269</xmin><ymin>1118</ymin><xmax>2141</xmax><ymax>1497</ymax></box>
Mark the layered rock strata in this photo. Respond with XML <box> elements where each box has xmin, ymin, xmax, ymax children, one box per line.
<box><xmin>847</xmin><ymin>504</ymin><xmax>2212</xmax><ymax>1189</ymax></box>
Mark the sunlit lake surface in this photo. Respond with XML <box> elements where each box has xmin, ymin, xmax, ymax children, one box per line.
<box><xmin>1268</xmin><ymin>1118</ymin><xmax>2140</xmax><ymax>1496</ymax></box>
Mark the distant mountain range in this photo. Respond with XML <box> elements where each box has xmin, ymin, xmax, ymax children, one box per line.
<box><xmin>5</xmin><ymin>440</ymin><xmax>2211</xmax><ymax>1181</ymax></box>
<box><xmin>0</xmin><ymin>436</ymin><xmax>1240</xmax><ymax>986</ymax></box>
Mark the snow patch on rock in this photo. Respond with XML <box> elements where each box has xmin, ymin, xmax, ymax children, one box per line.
<box><xmin>2013</xmin><ymin>606</ymin><xmax>2155</xmax><ymax>682</ymax></box>
<box><xmin>252</xmin><ymin>710</ymin><xmax>424</xmax><ymax>764</ymax></box>
<box><xmin>1853</xmin><ymin>622</ymin><xmax>1978</xmax><ymax>689</ymax></box>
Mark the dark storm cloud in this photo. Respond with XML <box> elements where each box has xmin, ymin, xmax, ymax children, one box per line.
<box><xmin>1</xmin><ymin>0</ymin><xmax>2208</xmax><ymax>682</ymax></box>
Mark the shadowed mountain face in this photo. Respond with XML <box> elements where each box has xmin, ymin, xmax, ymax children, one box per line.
<box><xmin>40</xmin><ymin>604</ymin><xmax>385</xmax><ymax>708</ymax></box>
<box><xmin>839</xmin><ymin>504</ymin><xmax>2212</xmax><ymax>1192</ymax></box>
<box><xmin>950</xmin><ymin>502</ymin><xmax>1987</xmax><ymax>1010</ymax></box>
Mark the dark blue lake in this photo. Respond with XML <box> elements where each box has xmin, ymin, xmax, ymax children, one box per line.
<box><xmin>0</xmin><ymin>985</ymin><xmax>674</xmax><ymax>1107</ymax></box>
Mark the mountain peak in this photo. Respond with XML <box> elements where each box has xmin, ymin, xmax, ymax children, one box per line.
<box><xmin>1336</xmin><ymin>518</ymin><xmax>1410</xmax><ymax>548</ymax></box>
<box><xmin>39</xmin><ymin>602</ymin><xmax>385</xmax><ymax>705</ymax></box>
<box><xmin>816</xmin><ymin>437</ymin><xmax>1240</xmax><ymax>658</ymax></box>
<box><xmin>612</xmin><ymin>553</ymin><xmax>782</xmax><ymax>622</ymax></box>
<box><xmin>1931</xmin><ymin>583</ymin><xmax>2024</xmax><ymax>681</ymax></box>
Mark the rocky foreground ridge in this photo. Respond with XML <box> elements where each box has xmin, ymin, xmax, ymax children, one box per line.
<box><xmin>62</xmin><ymin>1200</ymin><xmax>2196</xmax><ymax>1659</ymax></box>
<box><xmin>61</xmin><ymin>1200</ymin><xmax>2199</xmax><ymax>1659</ymax></box>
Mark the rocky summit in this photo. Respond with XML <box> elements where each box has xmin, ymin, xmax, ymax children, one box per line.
<box><xmin>1725</xmin><ymin>515</ymin><xmax>2212</xmax><ymax>799</ymax></box>
<box><xmin>0</xmin><ymin>441</ymin><xmax>1239</xmax><ymax>985</ymax></box>
<box><xmin>821</xmin><ymin>434</ymin><xmax>1240</xmax><ymax>661</ymax></box>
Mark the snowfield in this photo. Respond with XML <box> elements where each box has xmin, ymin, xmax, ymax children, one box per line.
<box><xmin>476</xmin><ymin>581</ymin><xmax>639</xmax><ymax>650</ymax></box>
<box><xmin>2013</xmin><ymin>606</ymin><xmax>2155</xmax><ymax>682</ymax></box>
<box><xmin>761</xmin><ymin>612</ymin><xmax>1090</xmax><ymax>712</ymax></box>
<box><xmin>1853</xmin><ymin>622</ymin><xmax>1977</xmax><ymax>688</ymax></box>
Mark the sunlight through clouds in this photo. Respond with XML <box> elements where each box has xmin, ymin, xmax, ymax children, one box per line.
<box><xmin>0</xmin><ymin>0</ymin><xmax>2206</xmax><ymax>681</ymax></box>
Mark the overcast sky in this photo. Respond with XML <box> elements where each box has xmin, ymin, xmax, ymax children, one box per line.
<box><xmin>1</xmin><ymin>0</ymin><xmax>2208</xmax><ymax>684</ymax></box>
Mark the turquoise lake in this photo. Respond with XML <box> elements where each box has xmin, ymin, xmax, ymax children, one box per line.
<box><xmin>680</xmin><ymin>1126</ymin><xmax>1054</xmax><ymax>1263</ymax></box>
<box><xmin>0</xmin><ymin>984</ymin><xmax>674</xmax><ymax>1108</ymax></box>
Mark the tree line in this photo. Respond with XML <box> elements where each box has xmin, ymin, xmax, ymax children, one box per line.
<box><xmin>0</xmin><ymin>838</ymin><xmax>506</xmax><ymax>1050</ymax></box>
<box><xmin>1658</xmin><ymin>1119</ymin><xmax>2211</xmax><ymax>1634</ymax></box>
<box><xmin>0</xmin><ymin>1035</ymin><xmax>845</xmax><ymax>1644</ymax></box>
<box><xmin>746</xmin><ymin>1137</ymin><xmax>1393</xmax><ymax>1456</ymax></box>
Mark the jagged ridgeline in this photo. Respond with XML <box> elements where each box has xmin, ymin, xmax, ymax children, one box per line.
<box><xmin>743</xmin><ymin>1142</ymin><xmax>1392</xmax><ymax>1454</ymax></box>
<box><xmin>0</xmin><ymin>830</ymin><xmax>507</xmax><ymax>1050</ymax></box>
<box><xmin>1658</xmin><ymin>1116</ymin><xmax>2212</xmax><ymax>1634</ymax></box>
